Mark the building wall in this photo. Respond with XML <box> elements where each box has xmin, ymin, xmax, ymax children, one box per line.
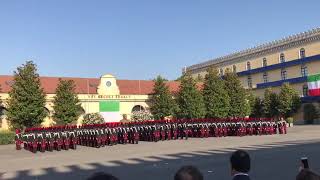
<box><xmin>192</xmin><ymin>41</ymin><xmax>320</xmax><ymax>81</ymax></box>
<box><xmin>0</xmin><ymin>75</ymin><xmax>152</xmax><ymax>130</ymax></box>
<box><xmin>0</xmin><ymin>94</ymin><xmax>151</xmax><ymax>130</ymax></box>
<box><xmin>189</xmin><ymin>37</ymin><xmax>320</xmax><ymax>123</ymax></box>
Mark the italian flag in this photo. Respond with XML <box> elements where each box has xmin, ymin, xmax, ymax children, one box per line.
<box><xmin>307</xmin><ymin>74</ymin><xmax>320</xmax><ymax>96</ymax></box>
<box><xmin>99</xmin><ymin>101</ymin><xmax>122</xmax><ymax>122</ymax></box>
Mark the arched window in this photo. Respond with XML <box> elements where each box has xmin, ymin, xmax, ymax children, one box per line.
<box><xmin>247</xmin><ymin>75</ymin><xmax>252</xmax><ymax>88</ymax></box>
<box><xmin>0</xmin><ymin>106</ymin><xmax>7</xmax><ymax>117</ymax></box>
<box><xmin>132</xmin><ymin>105</ymin><xmax>144</xmax><ymax>113</ymax></box>
<box><xmin>303</xmin><ymin>85</ymin><xmax>308</xmax><ymax>97</ymax></box>
<box><xmin>197</xmin><ymin>74</ymin><xmax>203</xmax><ymax>81</ymax></box>
<box><xmin>262</xmin><ymin>58</ymin><xmax>267</xmax><ymax>67</ymax></box>
<box><xmin>281</xmin><ymin>68</ymin><xmax>287</xmax><ymax>80</ymax></box>
<box><xmin>280</xmin><ymin>53</ymin><xmax>285</xmax><ymax>63</ymax></box>
<box><xmin>78</xmin><ymin>107</ymin><xmax>86</xmax><ymax>115</ymax></box>
<box><xmin>263</xmin><ymin>72</ymin><xmax>268</xmax><ymax>83</ymax></box>
<box><xmin>44</xmin><ymin>107</ymin><xmax>50</xmax><ymax>116</ymax></box>
<box><xmin>246</xmin><ymin>61</ymin><xmax>251</xmax><ymax>70</ymax></box>
<box><xmin>300</xmin><ymin>48</ymin><xmax>306</xmax><ymax>58</ymax></box>
<box><xmin>219</xmin><ymin>68</ymin><xmax>224</xmax><ymax>76</ymax></box>
<box><xmin>301</xmin><ymin>64</ymin><xmax>308</xmax><ymax>77</ymax></box>
<box><xmin>233</xmin><ymin>65</ymin><xmax>237</xmax><ymax>73</ymax></box>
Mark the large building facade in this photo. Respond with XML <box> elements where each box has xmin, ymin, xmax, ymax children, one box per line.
<box><xmin>186</xmin><ymin>28</ymin><xmax>320</xmax><ymax>100</ymax></box>
<box><xmin>0</xmin><ymin>74</ymin><xmax>180</xmax><ymax>129</ymax></box>
<box><xmin>186</xmin><ymin>28</ymin><xmax>320</xmax><ymax>121</ymax></box>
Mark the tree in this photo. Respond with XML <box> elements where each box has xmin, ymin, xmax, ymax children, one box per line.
<box><xmin>82</xmin><ymin>113</ymin><xmax>104</xmax><ymax>125</ymax></box>
<box><xmin>150</xmin><ymin>75</ymin><xmax>178</xmax><ymax>120</ymax></box>
<box><xmin>202</xmin><ymin>67</ymin><xmax>230</xmax><ymax>118</ymax></box>
<box><xmin>6</xmin><ymin>61</ymin><xmax>48</xmax><ymax>129</ymax></box>
<box><xmin>278</xmin><ymin>83</ymin><xmax>302</xmax><ymax>118</ymax></box>
<box><xmin>262</xmin><ymin>88</ymin><xmax>280</xmax><ymax>118</ymax></box>
<box><xmin>0</xmin><ymin>85</ymin><xmax>3</xmax><ymax>125</ymax></box>
<box><xmin>53</xmin><ymin>79</ymin><xmax>82</xmax><ymax>124</ymax></box>
<box><xmin>224</xmin><ymin>69</ymin><xmax>250</xmax><ymax>117</ymax></box>
<box><xmin>250</xmin><ymin>96</ymin><xmax>264</xmax><ymax>117</ymax></box>
<box><xmin>246</xmin><ymin>90</ymin><xmax>255</xmax><ymax>116</ymax></box>
<box><xmin>176</xmin><ymin>73</ymin><xmax>206</xmax><ymax>119</ymax></box>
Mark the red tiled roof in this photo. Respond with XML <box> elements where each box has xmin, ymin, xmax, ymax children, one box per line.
<box><xmin>0</xmin><ymin>75</ymin><xmax>182</xmax><ymax>95</ymax></box>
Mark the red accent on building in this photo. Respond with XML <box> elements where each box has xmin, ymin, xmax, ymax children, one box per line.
<box><xmin>0</xmin><ymin>75</ymin><xmax>187</xmax><ymax>95</ymax></box>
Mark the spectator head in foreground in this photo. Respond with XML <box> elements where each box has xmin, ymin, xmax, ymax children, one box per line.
<box><xmin>230</xmin><ymin>150</ymin><xmax>251</xmax><ymax>179</ymax></box>
<box><xmin>296</xmin><ymin>169</ymin><xmax>320</xmax><ymax>180</ymax></box>
<box><xmin>87</xmin><ymin>172</ymin><xmax>119</xmax><ymax>180</ymax></box>
<box><xmin>174</xmin><ymin>165</ymin><xmax>204</xmax><ymax>180</ymax></box>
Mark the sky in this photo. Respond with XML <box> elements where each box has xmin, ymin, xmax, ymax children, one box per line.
<box><xmin>0</xmin><ymin>0</ymin><xmax>320</xmax><ymax>80</ymax></box>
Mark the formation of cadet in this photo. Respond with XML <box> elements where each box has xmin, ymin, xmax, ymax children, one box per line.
<box><xmin>15</xmin><ymin>118</ymin><xmax>287</xmax><ymax>153</ymax></box>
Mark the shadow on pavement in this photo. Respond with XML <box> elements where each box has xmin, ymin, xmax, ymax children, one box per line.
<box><xmin>2</xmin><ymin>140</ymin><xmax>320</xmax><ymax>180</ymax></box>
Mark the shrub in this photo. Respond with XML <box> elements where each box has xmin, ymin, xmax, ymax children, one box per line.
<box><xmin>82</xmin><ymin>113</ymin><xmax>105</xmax><ymax>125</ymax></box>
<box><xmin>0</xmin><ymin>130</ymin><xmax>15</xmax><ymax>145</ymax></box>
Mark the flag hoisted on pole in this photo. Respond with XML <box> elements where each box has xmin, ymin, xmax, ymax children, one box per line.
<box><xmin>307</xmin><ymin>74</ymin><xmax>320</xmax><ymax>96</ymax></box>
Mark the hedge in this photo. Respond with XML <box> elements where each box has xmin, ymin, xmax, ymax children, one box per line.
<box><xmin>0</xmin><ymin>130</ymin><xmax>15</xmax><ymax>145</ymax></box>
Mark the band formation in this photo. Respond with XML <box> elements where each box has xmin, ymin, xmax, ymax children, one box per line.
<box><xmin>14</xmin><ymin>118</ymin><xmax>288</xmax><ymax>153</ymax></box>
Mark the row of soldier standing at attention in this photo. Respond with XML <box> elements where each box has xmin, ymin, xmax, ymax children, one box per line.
<box><xmin>14</xmin><ymin>118</ymin><xmax>288</xmax><ymax>153</ymax></box>
<box><xmin>86</xmin><ymin>150</ymin><xmax>320</xmax><ymax>180</ymax></box>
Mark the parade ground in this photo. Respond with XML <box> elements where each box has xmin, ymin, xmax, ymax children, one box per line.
<box><xmin>0</xmin><ymin>125</ymin><xmax>319</xmax><ymax>180</ymax></box>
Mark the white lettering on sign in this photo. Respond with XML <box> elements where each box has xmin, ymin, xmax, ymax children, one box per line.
<box><xmin>87</xmin><ymin>95</ymin><xmax>131</xmax><ymax>99</ymax></box>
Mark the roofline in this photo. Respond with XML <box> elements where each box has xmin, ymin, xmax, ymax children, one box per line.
<box><xmin>186</xmin><ymin>27</ymin><xmax>320</xmax><ymax>72</ymax></box>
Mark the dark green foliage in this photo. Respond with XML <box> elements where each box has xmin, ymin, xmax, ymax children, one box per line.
<box><xmin>278</xmin><ymin>83</ymin><xmax>302</xmax><ymax>118</ymax></box>
<box><xmin>53</xmin><ymin>79</ymin><xmax>82</xmax><ymax>124</ymax></box>
<box><xmin>176</xmin><ymin>73</ymin><xmax>206</xmax><ymax>119</ymax></box>
<box><xmin>247</xmin><ymin>91</ymin><xmax>255</xmax><ymax>116</ymax></box>
<box><xmin>202</xmin><ymin>67</ymin><xmax>230</xmax><ymax>118</ymax></box>
<box><xmin>224</xmin><ymin>69</ymin><xmax>250</xmax><ymax>117</ymax></box>
<box><xmin>247</xmin><ymin>90</ymin><xmax>264</xmax><ymax>118</ymax></box>
<box><xmin>303</xmin><ymin>104</ymin><xmax>318</xmax><ymax>124</ymax></box>
<box><xmin>262</xmin><ymin>88</ymin><xmax>280</xmax><ymax>118</ymax></box>
<box><xmin>0</xmin><ymin>130</ymin><xmax>15</xmax><ymax>145</ymax></box>
<box><xmin>6</xmin><ymin>61</ymin><xmax>48</xmax><ymax>129</ymax></box>
<box><xmin>150</xmin><ymin>75</ymin><xmax>178</xmax><ymax>120</ymax></box>
<box><xmin>250</xmin><ymin>96</ymin><xmax>264</xmax><ymax>117</ymax></box>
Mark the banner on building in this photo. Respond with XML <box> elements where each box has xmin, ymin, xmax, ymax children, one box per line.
<box><xmin>307</xmin><ymin>74</ymin><xmax>320</xmax><ymax>96</ymax></box>
<box><xmin>99</xmin><ymin>101</ymin><xmax>122</xmax><ymax>122</ymax></box>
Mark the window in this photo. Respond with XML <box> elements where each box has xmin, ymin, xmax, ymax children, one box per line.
<box><xmin>300</xmin><ymin>48</ymin><xmax>306</xmax><ymax>58</ymax></box>
<box><xmin>303</xmin><ymin>85</ymin><xmax>308</xmax><ymax>97</ymax></box>
<box><xmin>262</xmin><ymin>58</ymin><xmax>267</xmax><ymax>67</ymax></box>
<box><xmin>197</xmin><ymin>74</ymin><xmax>203</xmax><ymax>81</ymax></box>
<box><xmin>301</xmin><ymin>64</ymin><xmax>308</xmax><ymax>77</ymax></box>
<box><xmin>233</xmin><ymin>65</ymin><xmax>237</xmax><ymax>73</ymax></box>
<box><xmin>246</xmin><ymin>61</ymin><xmax>251</xmax><ymax>70</ymax></box>
<box><xmin>219</xmin><ymin>68</ymin><xmax>224</xmax><ymax>76</ymax></box>
<box><xmin>0</xmin><ymin>107</ymin><xmax>5</xmax><ymax>117</ymax></box>
<box><xmin>247</xmin><ymin>75</ymin><xmax>252</xmax><ymax>88</ymax></box>
<box><xmin>263</xmin><ymin>72</ymin><xmax>268</xmax><ymax>83</ymax></box>
<box><xmin>281</xmin><ymin>68</ymin><xmax>287</xmax><ymax>80</ymax></box>
<box><xmin>132</xmin><ymin>105</ymin><xmax>145</xmax><ymax>113</ymax></box>
<box><xmin>280</xmin><ymin>53</ymin><xmax>285</xmax><ymax>63</ymax></box>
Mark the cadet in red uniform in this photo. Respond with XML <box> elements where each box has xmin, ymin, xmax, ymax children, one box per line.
<box><xmin>15</xmin><ymin>129</ymin><xmax>22</xmax><ymax>150</ymax></box>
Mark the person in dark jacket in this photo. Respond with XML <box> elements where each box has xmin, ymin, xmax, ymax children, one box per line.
<box><xmin>87</xmin><ymin>172</ymin><xmax>119</xmax><ymax>180</ymax></box>
<box><xmin>296</xmin><ymin>169</ymin><xmax>320</xmax><ymax>180</ymax></box>
<box><xmin>174</xmin><ymin>165</ymin><xmax>203</xmax><ymax>180</ymax></box>
<box><xmin>230</xmin><ymin>150</ymin><xmax>251</xmax><ymax>180</ymax></box>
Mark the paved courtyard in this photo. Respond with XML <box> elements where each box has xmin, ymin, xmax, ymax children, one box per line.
<box><xmin>0</xmin><ymin>125</ymin><xmax>320</xmax><ymax>180</ymax></box>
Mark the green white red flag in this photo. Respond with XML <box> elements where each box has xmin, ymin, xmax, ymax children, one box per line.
<box><xmin>307</xmin><ymin>74</ymin><xmax>320</xmax><ymax>96</ymax></box>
